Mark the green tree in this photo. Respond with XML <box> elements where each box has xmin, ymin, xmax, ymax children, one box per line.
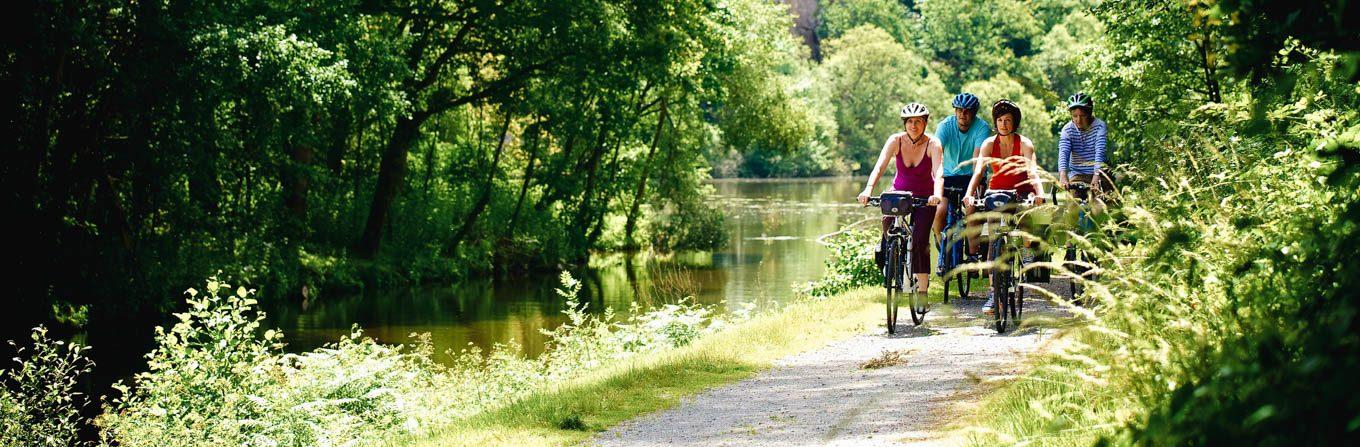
<box><xmin>821</xmin><ymin>25</ymin><xmax>949</xmax><ymax>173</ymax></box>
<box><xmin>1033</xmin><ymin>9</ymin><xmax>1104</xmax><ymax>101</ymax></box>
<box><xmin>916</xmin><ymin>0</ymin><xmax>1045</xmax><ymax>89</ymax></box>
<box><xmin>819</xmin><ymin>0</ymin><xmax>916</xmax><ymax>45</ymax></box>
<box><xmin>961</xmin><ymin>75</ymin><xmax>1060</xmax><ymax>170</ymax></box>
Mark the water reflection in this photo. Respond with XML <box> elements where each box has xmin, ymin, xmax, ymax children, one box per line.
<box><xmin>267</xmin><ymin>178</ymin><xmax>868</xmax><ymax>361</ymax></box>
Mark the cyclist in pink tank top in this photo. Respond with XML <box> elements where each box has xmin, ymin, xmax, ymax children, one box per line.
<box><xmin>858</xmin><ymin>103</ymin><xmax>944</xmax><ymax>298</ymax></box>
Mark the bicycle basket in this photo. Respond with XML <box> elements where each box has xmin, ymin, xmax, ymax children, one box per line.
<box><xmin>880</xmin><ymin>191</ymin><xmax>916</xmax><ymax>216</ymax></box>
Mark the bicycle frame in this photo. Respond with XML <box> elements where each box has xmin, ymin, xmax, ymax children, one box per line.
<box><xmin>970</xmin><ymin>190</ymin><xmax>1035</xmax><ymax>332</ymax></box>
<box><xmin>938</xmin><ymin>185</ymin><xmax>982</xmax><ymax>303</ymax></box>
<box><xmin>867</xmin><ymin>193</ymin><xmax>931</xmax><ymax>332</ymax></box>
<box><xmin>1063</xmin><ymin>182</ymin><xmax>1097</xmax><ymax>304</ymax></box>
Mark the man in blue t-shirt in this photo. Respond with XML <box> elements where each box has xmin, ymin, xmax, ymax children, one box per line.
<box><xmin>933</xmin><ymin>93</ymin><xmax>990</xmax><ymax>273</ymax></box>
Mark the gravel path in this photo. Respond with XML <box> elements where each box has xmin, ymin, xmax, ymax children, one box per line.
<box><xmin>588</xmin><ymin>279</ymin><xmax>1075</xmax><ymax>447</ymax></box>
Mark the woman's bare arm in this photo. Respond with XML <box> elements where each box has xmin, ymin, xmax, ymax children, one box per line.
<box><xmin>859</xmin><ymin>133</ymin><xmax>902</xmax><ymax>204</ymax></box>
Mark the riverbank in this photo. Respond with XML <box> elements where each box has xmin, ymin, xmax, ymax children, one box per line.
<box><xmin>270</xmin><ymin>178</ymin><xmax>866</xmax><ymax>360</ymax></box>
<box><xmin>397</xmin><ymin>287</ymin><xmax>884</xmax><ymax>446</ymax></box>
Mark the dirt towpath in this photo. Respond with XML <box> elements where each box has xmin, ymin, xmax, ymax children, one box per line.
<box><xmin>589</xmin><ymin>280</ymin><xmax>1075</xmax><ymax>447</ymax></box>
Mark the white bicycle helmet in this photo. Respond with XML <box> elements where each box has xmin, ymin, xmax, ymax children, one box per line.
<box><xmin>900</xmin><ymin>102</ymin><xmax>929</xmax><ymax>118</ymax></box>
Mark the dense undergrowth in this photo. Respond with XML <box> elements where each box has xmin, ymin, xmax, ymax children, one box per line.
<box><xmin>1</xmin><ymin>272</ymin><xmax>749</xmax><ymax>446</ymax></box>
<box><xmin>965</xmin><ymin>33</ymin><xmax>1360</xmax><ymax>447</ymax></box>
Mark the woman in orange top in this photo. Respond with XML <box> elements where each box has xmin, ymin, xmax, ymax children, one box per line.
<box><xmin>961</xmin><ymin>99</ymin><xmax>1045</xmax><ymax>314</ymax></box>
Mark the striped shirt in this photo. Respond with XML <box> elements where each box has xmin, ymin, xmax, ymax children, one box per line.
<box><xmin>1058</xmin><ymin>118</ymin><xmax>1107</xmax><ymax>175</ymax></box>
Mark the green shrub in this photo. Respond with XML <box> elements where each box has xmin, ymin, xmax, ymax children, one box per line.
<box><xmin>1</xmin><ymin>327</ymin><xmax>94</xmax><ymax>447</ymax></box>
<box><xmin>86</xmin><ymin>270</ymin><xmax>744</xmax><ymax>446</ymax></box>
<box><xmin>798</xmin><ymin>229</ymin><xmax>879</xmax><ymax>297</ymax></box>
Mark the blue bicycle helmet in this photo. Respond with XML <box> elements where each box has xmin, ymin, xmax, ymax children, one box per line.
<box><xmin>951</xmin><ymin>92</ymin><xmax>980</xmax><ymax>111</ymax></box>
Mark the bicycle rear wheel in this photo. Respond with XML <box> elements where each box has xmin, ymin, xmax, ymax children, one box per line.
<box><xmin>959</xmin><ymin>247</ymin><xmax>974</xmax><ymax>300</ymax></box>
<box><xmin>939</xmin><ymin>235</ymin><xmax>951</xmax><ymax>304</ymax></box>
<box><xmin>905</xmin><ymin>236</ymin><xmax>926</xmax><ymax>325</ymax></box>
<box><xmin>960</xmin><ymin>270</ymin><xmax>972</xmax><ymax>300</ymax></box>
<box><xmin>1065</xmin><ymin>247</ymin><xmax>1085</xmax><ymax>304</ymax></box>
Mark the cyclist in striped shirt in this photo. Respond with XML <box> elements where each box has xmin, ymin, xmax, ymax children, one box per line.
<box><xmin>1057</xmin><ymin>93</ymin><xmax>1110</xmax><ymax>195</ymax></box>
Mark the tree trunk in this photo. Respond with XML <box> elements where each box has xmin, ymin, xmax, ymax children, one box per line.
<box><xmin>283</xmin><ymin>132</ymin><xmax>314</xmax><ymax>237</ymax></box>
<box><xmin>507</xmin><ymin>121</ymin><xmax>543</xmax><ymax>234</ymax></box>
<box><xmin>624</xmin><ymin>95</ymin><xmax>668</xmax><ymax>248</ymax></box>
<box><xmin>571</xmin><ymin>110</ymin><xmax>611</xmax><ymax>257</ymax></box>
<box><xmin>446</xmin><ymin>110</ymin><xmax>513</xmax><ymax>255</ymax></box>
<box><xmin>357</xmin><ymin>114</ymin><xmax>425</xmax><ymax>259</ymax></box>
<box><xmin>1196</xmin><ymin>33</ymin><xmax>1222</xmax><ymax>103</ymax></box>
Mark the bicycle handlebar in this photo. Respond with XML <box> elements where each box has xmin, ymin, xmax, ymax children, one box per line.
<box><xmin>1063</xmin><ymin>182</ymin><xmax>1092</xmax><ymax>206</ymax></box>
<box><xmin>864</xmin><ymin>195</ymin><xmax>931</xmax><ymax>207</ymax></box>
<box><xmin>1066</xmin><ymin>182</ymin><xmax>1092</xmax><ymax>192</ymax></box>
<box><xmin>967</xmin><ymin>190</ymin><xmax>1036</xmax><ymax>208</ymax></box>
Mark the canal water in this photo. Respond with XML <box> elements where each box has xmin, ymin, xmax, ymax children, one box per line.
<box><xmin>265</xmin><ymin>178</ymin><xmax>874</xmax><ymax>359</ymax></box>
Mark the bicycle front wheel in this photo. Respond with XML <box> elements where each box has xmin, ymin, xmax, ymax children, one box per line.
<box><xmin>990</xmin><ymin>238</ymin><xmax>1010</xmax><ymax>333</ymax></box>
<box><xmin>1066</xmin><ymin>247</ymin><xmax>1085</xmax><ymax>304</ymax></box>
<box><xmin>1013</xmin><ymin>246</ymin><xmax>1026</xmax><ymax>324</ymax></box>
<box><xmin>885</xmin><ymin>238</ymin><xmax>901</xmax><ymax>334</ymax></box>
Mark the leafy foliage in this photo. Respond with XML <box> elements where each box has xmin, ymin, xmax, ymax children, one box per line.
<box><xmin>1</xmin><ymin>327</ymin><xmax>94</xmax><ymax>447</ymax></box>
<box><xmin>820</xmin><ymin>25</ymin><xmax>951</xmax><ymax>174</ymax></box>
<box><xmin>968</xmin><ymin>3</ymin><xmax>1360</xmax><ymax>446</ymax></box>
<box><xmin>83</xmin><ymin>272</ymin><xmax>742</xmax><ymax>446</ymax></box>
<box><xmin>3</xmin><ymin>0</ymin><xmax>816</xmax><ymax>345</ymax></box>
<box><xmin>798</xmin><ymin>229</ymin><xmax>880</xmax><ymax>297</ymax></box>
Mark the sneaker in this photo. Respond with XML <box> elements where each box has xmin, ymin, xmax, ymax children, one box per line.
<box><xmin>981</xmin><ymin>293</ymin><xmax>996</xmax><ymax>315</ymax></box>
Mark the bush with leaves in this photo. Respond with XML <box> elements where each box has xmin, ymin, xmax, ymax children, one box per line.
<box><xmin>1</xmin><ymin>327</ymin><xmax>94</xmax><ymax>447</ymax></box>
<box><xmin>799</xmin><ymin>228</ymin><xmax>880</xmax><ymax>297</ymax></box>
<box><xmin>87</xmin><ymin>270</ymin><xmax>744</xmax><ymax>446</ymax></box>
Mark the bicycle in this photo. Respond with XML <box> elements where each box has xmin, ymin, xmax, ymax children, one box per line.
<box><xmin>938</xmin><ymin>185</ymin><xmax>986</xmax><ymax>303</ymax></box>
<box><xmin>867</xmin><ymin>192</ymin><xmax>932</xmax><ymax>333</ymax></box>
<box><xmin>969</xmin><ymin>190</ymin><xmax>1036</xmax><ymax>333</ymax></box>
<box><xmin>1062</xmin><ymin>182</ymin><xmax>1098</xmax><ymax>305</ymax></box>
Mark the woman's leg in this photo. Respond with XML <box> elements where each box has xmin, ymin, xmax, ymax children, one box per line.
<box><xmin>911</xmin><ymin>206</ymin><xmax>933</xmax><ymax>293</ymax></box>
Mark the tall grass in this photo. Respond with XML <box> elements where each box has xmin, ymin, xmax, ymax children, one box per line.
<box><xmin>965</xmin><ymin>43</ymin><xmax>1360</xmax><ymax>445</ymax></box>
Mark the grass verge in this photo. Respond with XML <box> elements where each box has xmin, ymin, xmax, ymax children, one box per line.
<box><xmin>397</xmin><ymin>288</ymin><xmax>882</xmax><ymax>447</ymax></box>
